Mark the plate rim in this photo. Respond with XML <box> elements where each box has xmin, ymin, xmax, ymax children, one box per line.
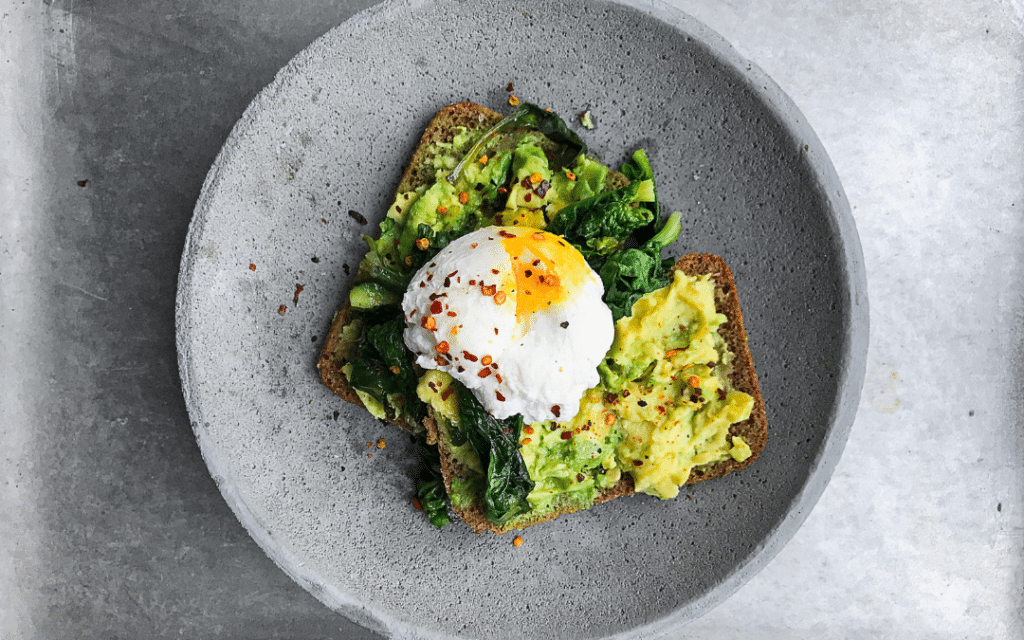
<box><xmin>175</xmin><ymin>0</ymin><xmax>869</xmax><ymax>636</ymax></box>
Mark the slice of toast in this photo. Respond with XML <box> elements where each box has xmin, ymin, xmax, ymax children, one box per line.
<box><xmin>317</xmin><ymin>101</ymin><xmax>628</xmax><ymax>429</ymax></box>
<box><xmin>429</xmin><ymin>253</ymin><xmax>767</xmax><ymax>534</ymax></box>
<box><xmin>317</xmin><ymin>102</ymin><xmax>506</xmax><ymax>429</ymax></box>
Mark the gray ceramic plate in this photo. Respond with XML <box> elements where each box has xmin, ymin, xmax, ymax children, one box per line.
<box><xmin>175</xmin><ymin>0</ymin><xmax>868</xmax><ymax>637</ymax></box>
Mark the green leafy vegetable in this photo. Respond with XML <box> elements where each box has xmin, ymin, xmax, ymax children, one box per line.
<box><xmin>413</xmin><ymin>433</ymin><xmax>451</xmax><ymax>528</ymax></box>
<box><xmin>456</xmin><ymin>384</ymin><xmax>534</xmax><ymax>525</ymax></box>
<box><xmin>546</xmin><ymin>149</ymin><xmax>660</xmax><ymax>270</ymax></box>
<box><xmin>447</xmin><ymin>103</ymin><xmax>587</xmax><ymax>185</ymax></box>
<box><xmin>599</xmin><ymin>211</ymin><xmax>683</xmax><ymax>321</ymax></box>
<box><xmin>346</xmin><ymin>309</ymin><xmax>426</xmax><ymax>426</ymax></box>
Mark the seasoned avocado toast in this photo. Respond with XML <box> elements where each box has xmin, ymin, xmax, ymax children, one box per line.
<box><xmin>317</xmin><ymin>102</ymin><xmax>766</xmax><ymax>533</ymax></box>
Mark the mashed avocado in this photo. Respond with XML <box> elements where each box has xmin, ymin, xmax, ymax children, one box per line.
<box><xmin>418</xmin><ymin>269</ymin><xmax>755</xmax><ymax>516</ymax></box>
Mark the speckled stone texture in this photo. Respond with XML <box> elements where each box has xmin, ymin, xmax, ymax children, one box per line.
<box><xmin>176</xmin><ymin>0</ymin><xmax>865</xmax><ymax>637</ymax></box>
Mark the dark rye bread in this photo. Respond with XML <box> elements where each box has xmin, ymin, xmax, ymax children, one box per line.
<box><xmin>317</xmin><ymin>102</ymin><xmax>505</xmax><ymax>428</ymax></box>
<box><xmin>431</xmin><ymin>253</ymin><xmax>767</xmax><ymax>534</ymax></box>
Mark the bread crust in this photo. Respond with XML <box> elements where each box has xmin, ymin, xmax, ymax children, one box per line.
<box><xmin>316</xmin><ymin>102</ymin><xmax>505</xmax><ymax>429</ymax></box>
<box><xmin>436</xmin><ymin>253</ymin><xmax>767</xmax><ymax>534</ymax></box>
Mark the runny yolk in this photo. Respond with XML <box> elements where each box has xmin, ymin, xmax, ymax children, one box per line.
<box><xmin>499</xmin><ymin>228</ymin><xmax>591</xmax><ymax>329</ymax></box>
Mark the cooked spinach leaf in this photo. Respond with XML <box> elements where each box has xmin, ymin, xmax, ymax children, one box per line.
<box><xmin>413</xmin><ymin>433</ymin><xmax>451</xmax><ymax>529</ymax></box>
<box><xmin>346</xmin><ymin>309</ymin><xmax>426</xmax><ymax>426</ymax></box>
<box><xmin>599</xmin><ymin>211</ymin><xmax>683</xmax><ymax>321</ymax></box>
<box><xmin>457</xmin><ymin>384</ymin><xmax>534</xmax><ymax>525</ymax></box>
<box><xmin>546</xmin><ymin>149</ymin><xmax>660</xmax><ymax>271</ymax></box>
<box><xmin>448</xmin><ymin>103</ymin><xmax>587</xmax><ymax>185</ymax></box>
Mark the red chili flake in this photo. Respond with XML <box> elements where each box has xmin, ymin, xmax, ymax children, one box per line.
<box><xmin>494</xmin><ymin>327</ymin><xmax>499</xmax><ymax>335</ymax></box>
<box><xmin>524</xmin><ymin>192</ymin><xmax>532</xmax><ymax>202</ymax></box>
<box><xmin>559</xmin><ymin>321</ymin><xmax>569</xmax><ymax>329</ymax></box>
<box><xmin>444</xmin><ymin>277</ymin><xmax>451</xmax><ymax>287</ymax></box>
<box><xmin>657</xmin><ymin>406</ymin><xmax>666</xmax><ymax>415</ymax></box>
<box><xmin>447</xmin><ymin>311</ymin><xmax>457</xmax><ymax>317</ymax></box>
<box><xmin>441</xmin><ymin>387</ymin><xmax>454</xmax><ymax>401</ymax></box>
<box><xmin>293</xmin><ymin>284</ymin><xmax>304</xmax><ymax>304</ymax></box>
<box><xmin>506</xmin><ymin>81</ymin><xmax>514</xmax><ymax>92</ymax></box>
<box><xmin>481</xmin><ymin>284</ymin><xmax>497</xmax><ymax>296</ymax></box>
<box><xmin>495</xmin><ymin>391</ymin><xmax>506</xmax><ymax>402</ymax></box>
<box><xmin>469</xmin><ymin>279</ymin><xmax>477</xmax><ymax>285</ymax></box>
<box><xmin>428</xmin><ymin>381</ymin><xmax>438</xmax><ymax>392</ymax></box>
<box><xmin>532</xmin><ymin>259</ymin><xmax>541</xmax><ymax>267</ymax></box>
<box><xmin>277</xmin><ymin>305</ymin><xmax>287</xmax><ymax>315</ymax></box>
<box><xmin>435</xmin><ymin>341</ymin><xmax>450</xmax><ymax>354</ymax></box>
<box><xmin>478</xmin><ymin>369</ymin><xmax>492</xmax><ymax>378</ymax></box>
<box><xmin>457</xmin><ymin>366</ymin><xmax>466</xmax><ymax>373</ymax></box>
<box><xmin>524</xmin><ymin>270</ymin><xmax>533</xmax><ymax>278</ymax></box>
<box><xmin>495</xmin><ymin>374</ymin><xmax>503</xmax><ymax>383</ymax></box>
<box><xmin>491</xmin><ymin>268</ymin><xmax>499</xmax><ymax>274</ymax></box>
<box><xmin>463</xmin><ymin>351</ymin><xmax>478</xmax><ymax>362</ymax></box>
<box><xmin>576</xmin><ymin>473</ymin><xmax>585</xmax><ymax>483</ymax></box>
<box><xmin>435</xmin><ymin>356</ymin><xmax>448</xmax><ymax>367</ymax></box>
<box><xmin>430</xmin><ymin>300</ymin><xmax>443</xmax><ymax>314</ymax></box>
<box><xmin>551</xmin><ymin>405</ymin><xmax>561</xmax><ymax>418</ymax></box>
<box><xmin>321</xmin><ymin>218</ymin><xmax>328</xmax><ymax>224</ymax></box>
<box><xmin>560</xmin><ymin>431</ymin><xmax>572</xmax><ymax>440</ymax></box>
<box><xmin>421</xmin><ymin>316</ymin><xmax>437</xmax><ymax>330</ymax></box>
<box><xmin>498</xmin><ymin>229</ymin><xmax>516</xmax><ymax>238</ymax></box>
<box><xmin>249</xmin><ymin>263</ymin><xmax>256</xmax><ymax>271</ymax></box>
<box><xmin>520</xmin><ymin>176</ymin><xmax>532</xmax><ymax>189</ymax></box>
<box><xmin>419</xmin><ymin>282</ymin><xmax>426</xmax><ymax>288</ymax></box>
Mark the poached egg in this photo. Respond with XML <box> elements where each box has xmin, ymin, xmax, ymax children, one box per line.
<box><xmin>402</xmin><ymin>226</ymin><xmax>613</xmax><ymax>423</ymax></box>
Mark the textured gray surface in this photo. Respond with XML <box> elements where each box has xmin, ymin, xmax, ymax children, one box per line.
<box><xmin>2</xmin><ymin>0</ymin><xmax>1022</xmax><ymax>639</ymax></box>
<box><xmin>176</xmin><ymin>0</ymin><xmax>864</xmax><ymax>638</ymax></box>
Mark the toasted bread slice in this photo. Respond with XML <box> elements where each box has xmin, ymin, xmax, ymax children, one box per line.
<box><xmin>317</xmin><ymin>101</ymin><xmax>628</xmax><ymax>429</ymax></box>
<box><xmin>430</xmin><ymin>253</ymin><xmax>767</xmax><ymax>534</ymax></box>
<box><xmin>317</xmin><ymin>102</ymin><xmax>505</xmax><ymax>429</ymax></box>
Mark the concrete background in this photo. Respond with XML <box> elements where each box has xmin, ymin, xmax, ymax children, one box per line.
<box><xmin>2</xmin><ymin>0</ymin><xmax>1022</xmax><ymax>638</ymax></box>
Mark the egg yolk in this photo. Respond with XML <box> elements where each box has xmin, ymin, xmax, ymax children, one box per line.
<box><xmin>498</xmin><ymin>228</ymin><xmax>591</xmax><ymax>329</ymax></box>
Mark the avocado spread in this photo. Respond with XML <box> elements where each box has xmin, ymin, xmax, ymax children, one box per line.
<box><xmin>418</xmin><ymin>268</ymin><xmax>755</xmax><ymax>518</ymax></box>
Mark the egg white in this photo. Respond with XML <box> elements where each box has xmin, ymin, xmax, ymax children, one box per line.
<box><xmin>402</xmin><ymin>227</ymin><xmax>613</xmax><ymax>423</ymax></box>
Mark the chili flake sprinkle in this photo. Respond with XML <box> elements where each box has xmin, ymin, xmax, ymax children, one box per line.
<box><xmin>512</xmin><ymin>535</ymin><xmax>524</xmax><ymax>547</ymax></box>
<box><xmin>508</xmin><ymin>94</ymin><xmax>520</xmax><ymax>106</ymax></box>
